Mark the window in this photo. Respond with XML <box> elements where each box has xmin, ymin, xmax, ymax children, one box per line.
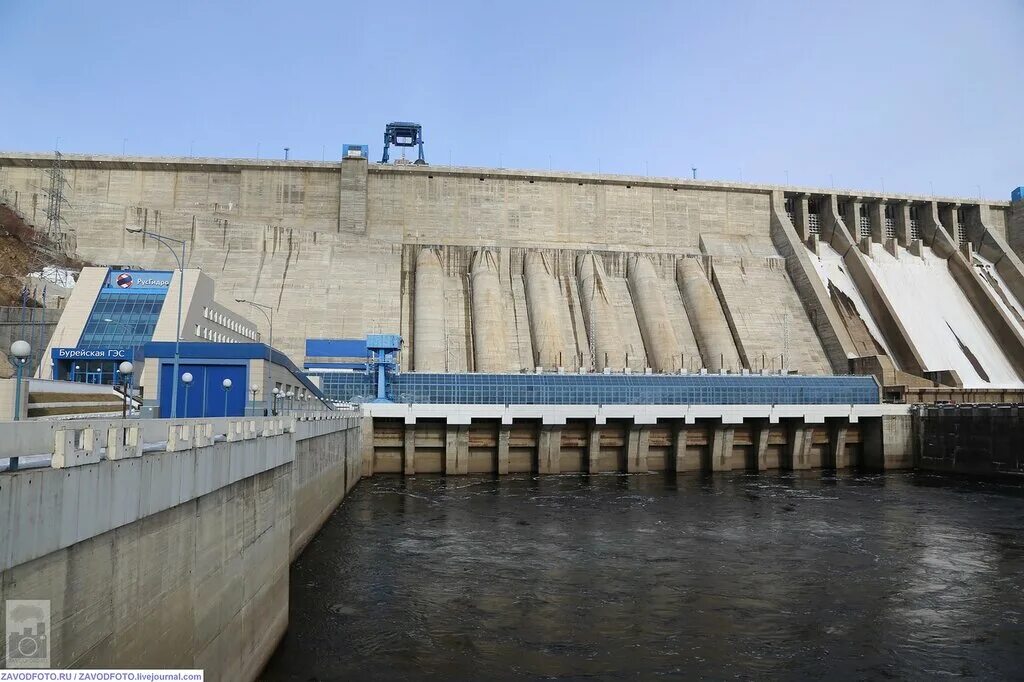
<box><xmin>807</xmin><ymin>200</ymin><xmax>820</xmax><ymax>235</ymax></box>
<box><xmin>79</xmin><ymin>291</ymin><xmax>168</xmax><ymax>353</ymax></box>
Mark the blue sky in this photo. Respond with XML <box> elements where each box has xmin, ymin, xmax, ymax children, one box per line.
<box><xmin>1</xmin><ymin>0</ymin><xmax>1020</xmax><ymax>199</ymax></box>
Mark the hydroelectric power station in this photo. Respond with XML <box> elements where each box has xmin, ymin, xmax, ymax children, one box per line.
<box><xmin>2</xmin><ymin>142</ymin><xmax>1024</xmax><ymax>676</ymax></box>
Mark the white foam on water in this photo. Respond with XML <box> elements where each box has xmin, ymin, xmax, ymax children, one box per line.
<box><xmin>864</xmin><ymin>245</ymin><xmax>1023</xmax><ymax>388</ymax></box>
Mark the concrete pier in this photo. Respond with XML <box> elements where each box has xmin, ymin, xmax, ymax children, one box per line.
<box><xmin>360</xmin><ymin>403</ymin><xmax>912</xmax><ymax>476</ymax></box>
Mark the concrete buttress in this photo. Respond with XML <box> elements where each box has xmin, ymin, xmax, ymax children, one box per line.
<box><xmin>414</xmin><ymin>248</ymin><xmax>447</xmax><ymax>371</ymax></box>
<box><xmin>676</xmin><ymin>257</ymin><xmax>741</xmax><ymax>371</ymax></box>
<box><xmin>524</xmin><ymin>252</ymin><xmax>566</xmax><ymax>369</ymax></box>
<box><xmin>628</xmin><ymin>255</ymin><xmax>683</xmax><ymax>372</ymax></box>
<box><xmin>577</xmin><ymin>253</ymin><xmax>627</xmax><ymax>370</ymax></box>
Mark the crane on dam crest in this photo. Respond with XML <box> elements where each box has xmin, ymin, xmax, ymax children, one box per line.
<box><xmin>381</xmin><ymin>121</ymin><xmax>427</xmax><ymax>165</ymax></box>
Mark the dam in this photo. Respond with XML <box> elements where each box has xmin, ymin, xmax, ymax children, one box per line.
<box><xmin>2</xmin><ymin>152</ymin><xmax>1024</xmax><ymax>401</ymax></box>
<box><xmin>2</xmin><ymin>149</ymin><xmax>1024</xmax><ymax>677</ymax></box>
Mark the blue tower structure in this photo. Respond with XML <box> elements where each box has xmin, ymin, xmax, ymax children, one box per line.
<box><xmin>366</xmin><ymin>334</ymin><xmax>402</xmax><ymax>402</ymax></box>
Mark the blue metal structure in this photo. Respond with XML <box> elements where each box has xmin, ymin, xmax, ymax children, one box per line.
<box><xmin>1013</xmin><ymin>187</ymin><xmax>1023</xmax><ymax>203</ymax></box>
<box><xmin>304</xmin><ymin>338</ymin><xmax>369</xmax><ymax>370</ymax></box>
<box><xmin>380</xmin><ymin>122</ymin><xmax>426</xmax><ymax>164</ymax></box>
<box><xmin>366</xmin><ymin>334</ymin><xmax>402</xmax><ymax>402</ymax></box>
<box><xmin>309</xmin><ymin>371</ymin><xmax>882</xmax><ymax>406</ymax></box>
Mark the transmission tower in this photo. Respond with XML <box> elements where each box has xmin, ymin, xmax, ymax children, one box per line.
<box><xmin>43</xmin><ymin>150</ymin><xmax>73</xmax><ymax>254</ymax></box>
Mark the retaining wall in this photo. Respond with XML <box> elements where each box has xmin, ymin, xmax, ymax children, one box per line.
<box><xmin>915</xmin><ymin>404</ymin><xmax>1024</xmax><ymax>476</ymax></box>
<box><xmin>0</xmin><ymin>413</ymin><xmax>360</xmax><ymax>678</ymax></box>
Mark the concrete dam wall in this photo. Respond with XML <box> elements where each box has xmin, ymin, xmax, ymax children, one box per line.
<box><xmin>2</xmin><ymin>153</ymin><xmax>1022</xmax><ymax>389</ymax></box>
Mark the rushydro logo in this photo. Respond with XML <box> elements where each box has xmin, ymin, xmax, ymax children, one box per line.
<box><xmin>116</xmin><ymin>272</ymin><xmax>134</xmax><ymax>288</ymax></box>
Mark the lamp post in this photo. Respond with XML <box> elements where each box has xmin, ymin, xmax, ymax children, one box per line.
<box><xmin>105</xmin><ymin>319</ymin><xmax>136</xmax><ymax>385</ymax></box>
<box><xmin>118</xmin><ymin>361</ymin><xmax>133</xmax><ymax>419</ymax></box>
<box><xmin>126</xmin><ymin>226</ymin><xmax>187</xmax><ymax>419</ymax></box>
<box><xmin>235</xmin><ymin>298</ymin><xmax>273</xmax><ymax>414</ymax></box>
<box><xmin>73</xmin><ymin>364</ymin><xmax>81</xmax><ymax>382</ymax></box>
<box><xmin>222</xmin><ymin>378</ymin><xmax>232</xmax><ymax>416</ymax></box>
<box><xmin>234</xmin><ymin>299</ymin><xmax>273</xmax><ymax>350</ymax></box>
<box><xmin>250</xmin><ymin>383</ymin><xmax>258</xmax><ymax>416</ymax></box>
<box><xmin>181</xmin><ymin>372</ymin><xmax>193</xmax><ymax>418</ymax></box>
<box><xmin>9</xmin><ymin>340</ymin><xmax>30</xmax><ymax>471</ymax></box>
<box><xmin>272</xmin><ymin>387</ymin><xmax>280</xmax><ymax>416</ymax></box>
<box><xmin>286</xmin><ymin>391</ymin><xmax>294</xmax><ymax>414</ymax></box>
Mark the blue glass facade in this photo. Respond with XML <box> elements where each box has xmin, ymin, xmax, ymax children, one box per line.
<box><xmin>55</xmin><ymin>269</ymin><xmax>171</xmax><ymax>384</ymax></box>
<box><xmin>311</xmin><ymin>372</ymin><xmax>880</xmax><ymax>405</ymax></box>
<box><xmin>79</xmin><ymin>291</ymin><xmax>167</xmax><ymax>351</ymax></box>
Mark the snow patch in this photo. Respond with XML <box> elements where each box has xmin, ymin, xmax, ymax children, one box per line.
<box><xmin>26</xmin><ymin>266</ymin><xmax>77</xmax><ymax>288</ymax></box>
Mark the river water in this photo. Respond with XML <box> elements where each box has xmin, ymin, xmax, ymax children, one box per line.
<box><xmin>263</xmin><ymin>472</ymin><xmax>1024</xmax><ymax>680</ymax></box>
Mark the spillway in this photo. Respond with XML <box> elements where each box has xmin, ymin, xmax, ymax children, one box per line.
<box><xmin>469</xmin><ymin>249</ymin><xmax>510</xmax><ymax>372</ymax></box>
<box><xmin>865</xmin><ymin>246</ymin><xmax>1023</xmax><ymax>388</ymax></box>
<box><xmin>973</xmin><ymin>254</ymin><xmax>1024</xmax><ymax>338</ymax></box>
<box><xmin>676</xmin><ymin>257</ymin><xmax>741</xmax><ymax>372</ymax></box>
<box><xmin>524</xmin><ymin>252</ymin><xmax>566</xmax><ymax>368</ymax></box>
<box><xmin>628</xmin><ymin>255</ymin><xmax>682</xmax><ymax>372</ymax></box>
<box><xmin>807</xmin><ymin>243</ymin><xmax>899</xmax><ymax>364</ymax></box>
<box><xmin>414</xmin><ymin>248</ymin><xmax>447</xmax><ymax>371</ymax></box>
<box><xmin>577</xmin><ymin>253</ymin><xmax>626</xmax><ymax>370</ymax></box>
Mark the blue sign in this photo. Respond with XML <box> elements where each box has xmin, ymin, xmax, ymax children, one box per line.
<box><xmin>106</xmin><ymin>269</ymin><xmax>172</xmax><ymax>291</ymax></box>
<box><xmin>53</xmin><ymin>347</ymin><xmax>134</xmax><ymax>361</ymax></box>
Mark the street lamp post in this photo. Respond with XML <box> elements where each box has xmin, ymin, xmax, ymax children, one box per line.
<box><xmin>126</xmin><ymin>226</ymin><xmax>187</xmax><ymax>418</ymax></box>
<box><xmin>286</xmin><ymin>391</ymin><xmax>294</xmax><ymax>414</ymax></box>
<box><xmin>222</xmin><ymin>378</ymin><xmax>232</xmax><ymax>416</ymax></box>
<box><xmin>118</xmin><ymin>361</ymin><xmax>134</xmax><ymax>419</ymax></box>
<box><xmin>272</xmin><ymin>387</ymin><xmax>280</xmax><ymax>416</ymax></box>
<box><xmin>105</xmin><ymin>319</ymin><xmax>136</xmax><ymax>386</ymax></box>
<box><xmin>9</xmin><ymin>340</ymin><xmax>31</xmax><ymax>471</ymax></box>
<box><xmin>181</xmin><ymin>372</ymin><xmax>193</xmax><ymax>418</ymax></box>
<box><xmin>250</xmin><ymin>383</ymin><xmax>258</xmax><ymax>416</ymax></box>
<box><xmin>235</xmin><ymin>298</ymin><xmax>273</xmax><ymax>415</ymax></box>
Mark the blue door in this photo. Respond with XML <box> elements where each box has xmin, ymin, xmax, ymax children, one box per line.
<box><xmin>204</xmin><ymin>365</ymin><xmax>247</xmax><ymax>417</ymax></box>
<box><xmin>159</xmin><ymin>363</ymin><xmax>247</xmax><ymax>418</ymax></box>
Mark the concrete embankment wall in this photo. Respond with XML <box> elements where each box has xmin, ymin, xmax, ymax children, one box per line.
<box><xmin>0</xmin><ymin>414</ymin><xmax>360</xmax><ymax>679</ymax></box>
<box><xmin>290</xmin><ymin>418</ymin><xmax>362</xmax><ymax>560</ymax></box>
<box><xmin>915</xmin><ymin>404</ymin><xmax>1024</xmax><ymax>477</ymax></box>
